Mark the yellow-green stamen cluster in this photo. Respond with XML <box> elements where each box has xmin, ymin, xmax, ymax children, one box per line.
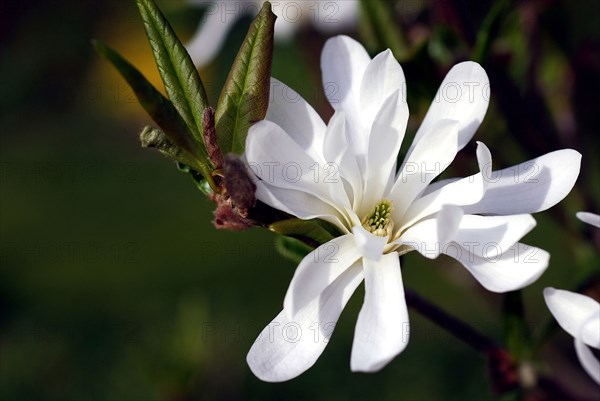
<box><xmin>362</xmin><ymin>199</ymin><xmax>394</xmax><ymax>237</ymax></box>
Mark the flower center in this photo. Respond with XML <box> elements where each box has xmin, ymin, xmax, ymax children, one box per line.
<box><xmin>362</xmin><ymin>199</ymin><xmax>394</xmax><ymax>237</ymax></box>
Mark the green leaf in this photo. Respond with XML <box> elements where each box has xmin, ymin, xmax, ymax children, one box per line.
<box><xmin>140</xmin><ymin>126</ymin><xmax>202</xmax><ymax>170</ymax></box>
<box><xmin>215</xmin><ymin>1</ymin><xmax>275</xmax><ymax>154</ymax></box>
<box><xmin>136</xmin><ymin>0</ymin><xmax>209</xmax><ymax>143</ymax></box>
<box><xmin>92</xmin><ymin>40</ymin><xmax>212</xmax><ymax>178</ymax></box>
<box><xmin>359</xmin><ymin>0</ymin><xmax>409</xmax><ymax>61</ymax></box>
<box><xmin>502</xmin><ymin>290</ymin><xmax>533</xmax><ymax>361</ymax></box>
<box><xmin>275</xmin><ymin>236</ymin><xmax>313</xmax><ymax>265</ymax></box>
<box><xmin>176</xmin><ymin>163</ymin><xmax>214</xmax><ymax>196</ymax></box>
<box><xmin>471</xmin><ymin>0</ymin><xmax>509</xmax><ymax>63</ymax></box>
<box><xmin>269</xmin><ymin>218</ymin><xmax>341</xmax><ymax>247</ymax></box>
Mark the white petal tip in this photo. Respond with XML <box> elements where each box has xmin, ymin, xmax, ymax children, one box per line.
<box><xmin>349</xmin><ymin>342</ymin><xmax>408</xmax><ymax>374</ymax></box>
<box><xmin>455</xmin><ymin>60</ymin><xmax>484</xmax><ymax>69</ymax></box>
<box><xmin>543</xmin><ymin>287</ymin><xmax>557</xmax><ymax>298</ymax></box>
<box><xmin>246</xmin><ymin>360</ymin><xmax>290</xmax><ymax>383</ymax></box>
<box><xmin>576</xmin><ymin>212</ymin><xmax>600</xmax><ymax>228</ymax></box>
<box><xmin>350</xmin><ymin>361</ymin><xmax>387</xmax><ymax>373</ymax></box>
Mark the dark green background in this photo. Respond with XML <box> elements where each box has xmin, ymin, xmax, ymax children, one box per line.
<box><xmin>1</xmin><ymin>0</ymin><xmax>599</xmax><ymax>400</ymax></box>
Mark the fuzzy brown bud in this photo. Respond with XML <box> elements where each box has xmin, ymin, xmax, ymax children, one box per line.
<box><xmin>203</xmin><ymin>107</ymin><xmax>224</xmax><ymax>170</ymax></box>
<box><xmin>223</xmin><ymin>154</ymin><xmax>256</xmax><ymax>214</ymax></box>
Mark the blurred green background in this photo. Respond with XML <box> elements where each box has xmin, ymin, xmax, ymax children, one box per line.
<box><xmin>1</xmin><ymin>0</ymin><xmax>599</xmax><ymax>400</ymax></box>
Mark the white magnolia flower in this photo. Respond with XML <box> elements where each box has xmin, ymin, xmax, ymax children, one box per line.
<box><xmin>577</xmin><ymin>211</ymin><xmax>600</xmax><ymax>228</ymax></box>
<box><xmin>186</xmin><ymin>0</ymin><xmax>359</xmax><ymax>67</ymax></box>
<box><xmin>244</xmin><ymin>35</ymin><xmax>582</xmax><ymax>382</ymax></box>
<box><xmin>544</xmin><ymin>288</ymin><xmax>600</xmax><ymax>384</ymax></box>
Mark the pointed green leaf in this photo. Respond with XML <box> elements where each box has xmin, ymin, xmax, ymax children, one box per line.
<box><xmin>359</xmin><ymin>0</ymin><xmax>409</xmax><ymax>61</ymax></box>
<box><xmin>502</xmin><ymin>291</ymin><xmax>533</xmax><ymax>361</ymax></box>
<box><xmin>275</xmin><ymin>236</ymin><xmax>313</xmax><ymax>265</ymax></box>
<box><xmin>269</xmin><ymin>218</ymin><xmax>341</xmax><ymax>247</ymax></box>
<box><xmin>92</xmin><ymin>40</ymin><xmax>212</xmax><ymax>178</ymax></box>
<box><xmin>176</xmin><ymin>163</ymin><xmax>214</xmax><ymax>196</ymax></box>
<box><xmin>471</xmin><ymin>0</ymin><xmax>509</xmax><ymax>63</ymax></box>
<box><xmin>136</xmin><ymin>0</ymin><xmax>208</xmax><ymax>143</ymax></box>
<box><xmin>215</xmin><ymin>2</ymin><xmax>275</xmax><ymax>154</ymax></box>
<box><xmin>140</xmin><ymin>126</ymin><xmax>203</xmax><ymax>170</ymax></box>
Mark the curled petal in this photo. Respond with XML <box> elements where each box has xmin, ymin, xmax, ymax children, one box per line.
<box><xmin>463</xmin><ymin>149</ymin><xmax>582</xmax><ymax>215</ymax></box>
<box><xmin>575</xmin><ymin>328</ymin><xmax>600</xmax><ymax>384</ymax></box>
<box><xmin>444</xmin><ymin>243</ymin><xmax>549</xmax><ymax>292</ymax></box>
<box><xmin>247</xmin><ymin>262</ymin><xmax>364</xmax><ymax>382</ymax></box>
<box><xmin>544</xmin><ymin>287</ymin><xmax>600</xmax><ymax>345</ymax></box>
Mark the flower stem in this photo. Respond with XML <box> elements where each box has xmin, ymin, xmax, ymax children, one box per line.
<box><xmin>405</xmin><ymin>288</ymin><xmax>521</xmax><ymax>394</ymax></box>
<box><xmin>404</xmin><ymin>288</ymin><xmax>497</xmax><ymax>353</ymax></box>
<box><xmin>502</xmin><ymin>290</ymin><xmax>533</xmax><ymax>361</ymax></box>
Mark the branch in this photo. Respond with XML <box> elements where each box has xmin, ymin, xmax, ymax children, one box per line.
<box><xmin>405</xmin><ymin>288</ymin><xmax>520</xmax><ymax>394</ymax></box>
<box><xmin>405</xmin><ymin>287</ymin><xmax>497</xmax><ymax>353</ymax></box>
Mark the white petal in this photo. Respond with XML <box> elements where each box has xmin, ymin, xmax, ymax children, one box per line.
<box><xmin>245</xmin><ymin>120</ymin><xmax>350</xmax><ymax>209</ymax></box>
<box><xmin>463</xmin><ymin>149</ymin><xmax>582</xmax><ymax>215</ymax></box>
<box><xmin>186</xmin><ymin>1</ymin><xmax>241</xmax><ymax>67</ymax></box>
<box><xmin>273</xmin><ymin>12</ymin><xmax>298</xmax><ymax>39</ymax></box>
<box><xmin>544</xmin><ymin>288</ymin><xmax>600</xmax><ymax>344</ymax></box>
<box><xmin>400</xmin><ymin>142</ymin><xmax>491</xmax><ymax>229</ymax></box>
<box><xmin>580</xmin><ymin>314</ymin><xmax>600</xmax><ymax>350</ymax></box>
<box><xmin>247</xmin><ymin>262</ymin><xmax>364</xmax><ymax>382</ymax></box>
<box><xmin>397</xmin><ymin>205</ymin><xmax>464</xmax><ymax>259</ymax></box>
<box><xmin>242</xmin><ymin>152</ymin><xmax>343</xmax><ymax>225</ymax></box>
<box><xmin>321</xmin><ymin>35</ymin><xmax>372</xmax><ymax>168</ymax></box>
<box><xmin>351</xmin><ymin>253</ymin><xmax>409</xmax><ymax>372</ymax></box>
<box><xmin>321</xmin><ymin>35</ymin><xmax>371</xmax><ymax>114</ymax></box>
<box><xmin>475</xmin><ymin>141</ymin><xmax>493</xmax><ymax>189</ymax></box>
<box><xmin>254</xmin><ymin>180</ymin><xmax>348</xmax><ymax>230</ymax></box>
<box><xmin>390</xmin><ymin>119</ymin><xmax>460</xmax><ymax>221</ymax></box>
<box><xmin>267</xmin><ymin>78</ymin><xmax>327</xmax><ymax>161</ymax></box>
<box><xmin>401</xmin><ymin>175</ymin><xmax>483</xmax><ymax>230</ymax></box>
<box><xmin>452</xmin><ymin>214</ymin><xmax>537</xmax><ymax>259</ymax></box>
<box><xmin>360</xmin><ymin>90</ymin><xmax>408</xmax><ymax>216</ymax></box>
<box><xmin>352</xmin><ymin>225</ymin><xmax>388</xmax><ymax>261</ymax></box>
<box><xmin>577</xmin><ymin>212</ymin><xmax>600</xmax><ymax>228</ymax></box>
<box><xmin>323</xmin><ymin>111</ymin><xmax>363</xmax><ymax>208</ymax></box>
<box><xmin>322</xmin><ymin>111</ymin><xmax>347</xmax><ymax>165</ymax></box>
<box><xmin>284</xmin><ymin>235</ymin><xmax>361</xmax><ymax>317</ymax></box>
<box><xmin>419</xmin><ymin>141</ymin><xmax>491</xmax><ymax>197</ymax></box>
<box><xmin>359</xmin><ymin>49</ymin><xmax>407</xmax><ymax>128</ymax></box>
<box><xmin>438</xmin><ymin>205</ymin><xmax>465</xmax><ymax>244</ymax></box>
<box><xmin>407</xmin><ymin>61</ymin><xmax>489</xmax><ymax>154</ymax></box>
<box><xmin>445</xmin><ymin>243</ymin><xmax>549</xmax><ymax>292</ymax></box>
<box><xmin>575</xmin><ymin>337</ymin><xmax>600</xmax><ymax>385</ymax></box>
